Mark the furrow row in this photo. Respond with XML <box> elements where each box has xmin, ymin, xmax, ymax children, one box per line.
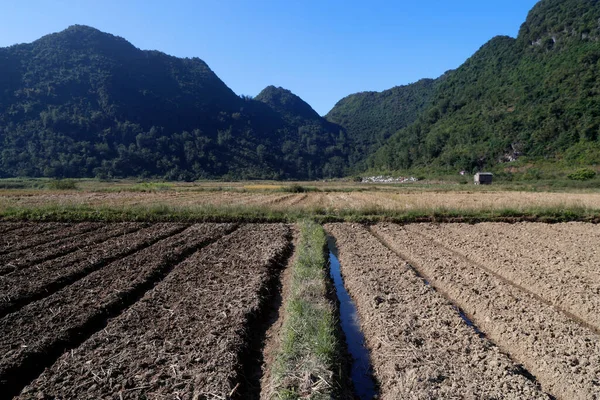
<box><xmin>372</xmin><ymin>223</ymin><xmax>600</xmax><ymax>400</ymax></box>
<box><xmin>0</xmin><ymin>223</ymin><xmax>237</xmax><ymax>398</ymax></box>
<box><xmin>0</xmin><ymin>223</ymin><xmax>101</xmax><ymax>257</ymax></box>
<box><xmin>15</xmin><ymin>224</ymin><xmax>292</xmax><ymax>399</ymax></box>
<box><xmin>0</xmin><ymin>223</ymin><xmax>71</xmax><ymax>251</ymax></box>
<box><xmin>405</xmin><ymin>223</ymin><xmax>600</xmax><ymax>334</ymax></box>
<box><xmin>0</xmin><ymin>223</ymin><xmax>186</xmax><ymax>318</ymax></box>
<box><xmin>326</xmin><ymin>223</ymin><xmax>549</xmax><ymax>399</ymax></box>
<box><xmin>0</xmin><ymin>223</ymin><xmax>112</xmax><ymax>274</ymax></box>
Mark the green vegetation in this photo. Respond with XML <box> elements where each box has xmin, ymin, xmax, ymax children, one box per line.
<box><xmin>326</xmin><ymin>79</ymin><xmax>436</xmax><ymax>171</ymax></box>
<box><xmin>128</xmin><ymin>182</ymin><xmax>173</xmax><ymax>192</ymax></box>
<box><xmin>279</xmin><ymin>184</ymin><xmax>320</xmax><ymax>193</ymax></box>
<box><xmin>568</xmin><ymin>168</ymin><xmax>597</xmax><ymax>181</ymax></box>
<box><xmin>267</xmin><ymin>220</ymin><xmax>345</xmax><ymax>399</ymax></box>
<box><xmin>0</xmin><ymin>26</ymin><xmax>348</xmax><ymax>181</ymax></box>
<box><xmin>1</xmin><ymin>202</ymin><xmax>598</xmax><ymax>224</ymax></box>
<box><xmin>370</xmin><ymin>0</ymin><xmax>600</xmax><ymax>174</ymax></box>
<box><xmin>46</xmin><ymin>179</ymin><xmax>78</xmax><ymax>190</ymax></box>
<box><xmin>0</xmin><ymin>179</ymin><xmax>47</xmax><ymax>190</ymax></box>
<box><xmin>2</xmin><ymin>1</ymin><xmax>600</xmax><ymax>181</ymax></box>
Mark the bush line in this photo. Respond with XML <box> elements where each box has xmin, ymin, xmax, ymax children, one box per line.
<box><xmin>266</xmin><ymin>220</ymin><xmax>344</xmax><ymax>399</ymax></box>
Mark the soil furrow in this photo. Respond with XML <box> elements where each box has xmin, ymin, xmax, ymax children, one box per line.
<box><xmin>325</xmin><ymin>223</ymin><xmax>549</xmax><ymax>399</ymax></box>
<box><xmin>15</xmin><ymin>224</ymin><xmax>291</xmax><ymax>400</ymax></box>
<box><xmin>0</xmin><ymin>223</ymin><xmax>70</xmax><ymax>250</ymax></box>
<box><xmin>404</xmin><ymin>224</ymin><xmax>600</xmax><ymax>335</ymax></box>
<box><xmin>0</xmin><ymin>223</ymin><xmax>236</xmax><ymax>398</ymax></box>
<box><xmin>0</xmin><ymin>223</ymin><xmax>129</xmax><ymax>275</ymax></box>
<box><xmin>265</xmin><ymin>194</ymin><xmax>295</xmax><ymax>205</ymax></box>
<box><xmin>0</xmin><ymin>223</ymin><xmax>33</xmax><ymax>235</ymax></box>
<box><xmin>286</xmin><ymin>193</ymin><xmax>308</xmax><ymax>206</ymax></box>
<box><xmin>0</xmin><ymin>223</ymin><xmax>100</xmax><ymax>257</ymax></box>
<box><xmin>424</xmin><ymin>221</ymin><xmax>600</xmax><ymax>284</ymax></box>
<box><xmin>0</xmin><ymin>223</ymin><xmax>187</xmax><ymax>318</ymax></box>
<box><xmin>372</xmin><ymin>223</ymin><xmax>600</xmax><ymax>400</ymax></box>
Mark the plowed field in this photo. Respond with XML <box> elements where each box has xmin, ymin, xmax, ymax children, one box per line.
<box><xmin>0</xmin><ymin>222</ymin><xmax>293</xmax><ymax>399</ymax></box>
<box><xmin>326</xmin><ymin>222</ymin><xmax>600</xmax><ymax>400</ymax></box>
<box><xmin>3</xmin><ymin>221</ymin><xmax>599</xmax><ymax>399</ymax></box>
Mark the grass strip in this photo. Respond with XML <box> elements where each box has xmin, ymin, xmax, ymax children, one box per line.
<box><xmin>266</xmin><ymin>220</ymin><xmax>345</xmax><ymax>399</ymax></box>
<box><xmin>0</xmin><ymin>203</ymin><xmax>599</xmax><ymax>224</ymax></box>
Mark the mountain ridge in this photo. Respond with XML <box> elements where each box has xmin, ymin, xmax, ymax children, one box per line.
<box><xmin>0</xmin><ymin>25</ymin><xmax>348</xmax><ymax>180</ymax></box>
<box><xmin>2</xmin><ymin>0</ymin><xmax>600</xmax><ymax>180</ymax></box>
<box><xmin>365</xmin><ymin>0</ymin><xmax>600</xmax><ymax>173</ymax></box>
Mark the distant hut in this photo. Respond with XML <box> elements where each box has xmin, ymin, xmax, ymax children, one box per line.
<box><xmin>474</xmin><ymin>172</ymin><xmax>493</xmax><ymax>185</ymax></box>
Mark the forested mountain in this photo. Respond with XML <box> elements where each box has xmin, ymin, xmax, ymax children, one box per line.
<box><xmin>3</xmin><ymin>0</ymin><xmax>600</xmax><ymax>181</ymax></box>
<box><xmin>254</xmin><ymin>86</ymin><xmax>349</xmax><ymax>176</ymax></box>
<box><xmin>0</xmin><ymin>25</ymin><xmax>347</xmax><ymax>180</ymax></box>
<box><xmin>369</xmin><ymin>0</ymin><xmax>600</xmax><ymax>172</ymax></box>
<box><xmin>325</xmin><ymin>79</ymin><xmax>437</xmax><ymax>171</ymax></box>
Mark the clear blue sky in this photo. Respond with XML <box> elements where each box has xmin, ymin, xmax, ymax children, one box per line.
<box><xmin>1</xmin><ymin>0</ymin><xmax>539</xmax><ymax>115</ymax></box>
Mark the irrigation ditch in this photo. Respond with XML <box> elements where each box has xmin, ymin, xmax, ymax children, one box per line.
<box><xmin>327</xmin><ymin>236</ymin><xmax>378</xmax><ymax>400</ymax></box>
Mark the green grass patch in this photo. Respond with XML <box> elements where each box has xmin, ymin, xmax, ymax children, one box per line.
<box><xmin>568</xmin><ymin>168</ymin><xmax>597</xmax><ymax>181</ymax></box>
<box><xmin>267</xmin><ymin>220</ymin><xmax>344</xmax><ymax>399</ymax></box>
<box><xmin>46</xmin><ymin>179</ymin><xmax>78</xmax><ymax>190</ymax></box>
<box><xmin>127</xmin><ymin>182</ymin><xmax>174</xmax><ymax>192</ymax></box>
<box><xmin>0</xmin><ymin>202</ymin><xmax>599</xmax><ymax>224</ymax></box>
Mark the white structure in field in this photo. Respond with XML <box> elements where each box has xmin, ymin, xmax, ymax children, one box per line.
<box><xmin>474</xmin><ymin>172</ymin><xmax>493</xmax><ymax>185</ymax></box>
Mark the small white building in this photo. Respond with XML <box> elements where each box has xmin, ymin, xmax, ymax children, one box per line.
<box><xmin>474</xmin><ymin>172</ymin><xmax>493</xmax><ymax>185</ymax></box>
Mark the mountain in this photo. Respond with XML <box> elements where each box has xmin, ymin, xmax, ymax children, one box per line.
<box><xmin>325</xmin><ymin>79</ymin><xmax>437</xmax><ymax>170</ymax></box>
<box><xmin>370</xmin><ymin>0</ymin><xmax>600</xmax><ymax>173</ymax></box>
<box><xmin>4</xmin><ymin>0</ymin><xmax>599</xmax><ymax>181</ymax></box>
<box><xmin>254</xmin><ymin>86</ymin><xmax>350</xmax><ymax>177</ymax></box>
<box><xmin>256</xmin><ymin>86</ymin><xmax>322</xmax><ymax>122</ymax></box>
<box><xmin>0</xmin><ymin>25</ymin><xmax>347</xmax><ymax>180</ymax></box>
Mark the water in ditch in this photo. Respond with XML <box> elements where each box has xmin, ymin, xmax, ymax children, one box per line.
<box><xmin>327</xmin><ymin>236</ymin><xmax>377</xmax><ymax>400</ymax></box>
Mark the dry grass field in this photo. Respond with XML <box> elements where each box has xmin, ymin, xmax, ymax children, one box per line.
<box><xmin>1</xmin><ymin>180</ymin><xmax>600</xmax><ymax>222</ymax></box>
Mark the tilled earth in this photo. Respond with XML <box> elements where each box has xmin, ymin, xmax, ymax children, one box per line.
<box><xmin>326</xmin><ymin>223</ymin><xmax>550</xmax><ymax>399</ymax></box>
<box><xmin>329</xmin><ymin>222</ymin><xmax>600</xmax><ymax>400</ymax></box>
<box><xmin>0</xmin><ymin>222</ymin><xmax>292</xmax><ymax>399</ymax></box>
<box><xmin>2</xmin><ymin>221</ymin><xmax>599</xmax><ymax>399</ymax></box>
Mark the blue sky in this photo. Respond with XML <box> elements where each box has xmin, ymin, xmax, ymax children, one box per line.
<box><xmin>1</xmin><ymin>0</ymin><xmax>539</xmax><ymax>115</ymax></box>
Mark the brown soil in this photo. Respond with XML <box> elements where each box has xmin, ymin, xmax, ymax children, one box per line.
<box><xmin>477</xmin><ymin>222</ymin><xmax>600</xmax><ymax>283</ymax></box>
<box><xmin>285</xmin><ymin>193</ymin><xmax>308</xmax><ymax>206</ymax></box>
<box><xmin>1</xmin><ymin>223</ymin><xmax>235</xmax><ymax>398</ymax></box>
<box><xmin>406</xmin><ymin>223</ymin><xmax>600</xmax><ymax>333</ymax></box>
<box><xmin>0</xmin><ymin>223</ymin><xmax>70</xmax><ymax>252</ymax></box>
<box><xmin>0</xmin><ymin>222</ymin><xmax>35</xmax><ymax>235</ymax></box>
<box><xmin>325</xmin><ymin>223</ymin><xmax>550</xmax><ymax>399</ymax></box>
<box><xmin>0</xmin><ymin>223</ymin><xmax>107</xmax><ymax>274</ymax></box>
<box><xmin>373</xmin><ymin>223</ymin><xmax>600</xmax><ymax>400</ymax></box>
<box><xmin>16</xmin><ymin>224</ymin><xmax>292</xmax><ymax>399</ymax></box>
<box><xmin>0</xmin><ymin>222</ymin><xmax>99</xmax><ymax>257</ymax></box>
<box><xmin>0</xmin><ymin>223</ymin><xmax>189</xmax><ymax>318</ymax></box>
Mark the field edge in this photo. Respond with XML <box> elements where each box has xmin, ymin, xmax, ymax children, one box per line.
<box><xmin>1</xmin><ymin>203</ymin><xmax>599</xmax><ymax>224</ymax></box>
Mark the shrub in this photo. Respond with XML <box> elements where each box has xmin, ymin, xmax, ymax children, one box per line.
<box><xmin>287</xmin><ymin>184</ymin><xmax>307</xmax><ymax>193</ymax></box>
<box><xmin>567</xmin><ymin>168</ymin><xmax>597</xmax><ymax>181</ymax></box>
<box><xmin>281</xmin><ymin>184</ymin><xmax>320</xmax><ymax>193</ymax></box>
<box><xmin>47</xmin><ymin>179</ymin><xmax>78</xmax><ymax>190</ymax></box>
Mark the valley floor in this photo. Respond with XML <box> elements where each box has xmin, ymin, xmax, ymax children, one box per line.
<box><xmin>1</xmin><ymin>179</ymin><xmax>600</xmax><ymax>222</ymax></box>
